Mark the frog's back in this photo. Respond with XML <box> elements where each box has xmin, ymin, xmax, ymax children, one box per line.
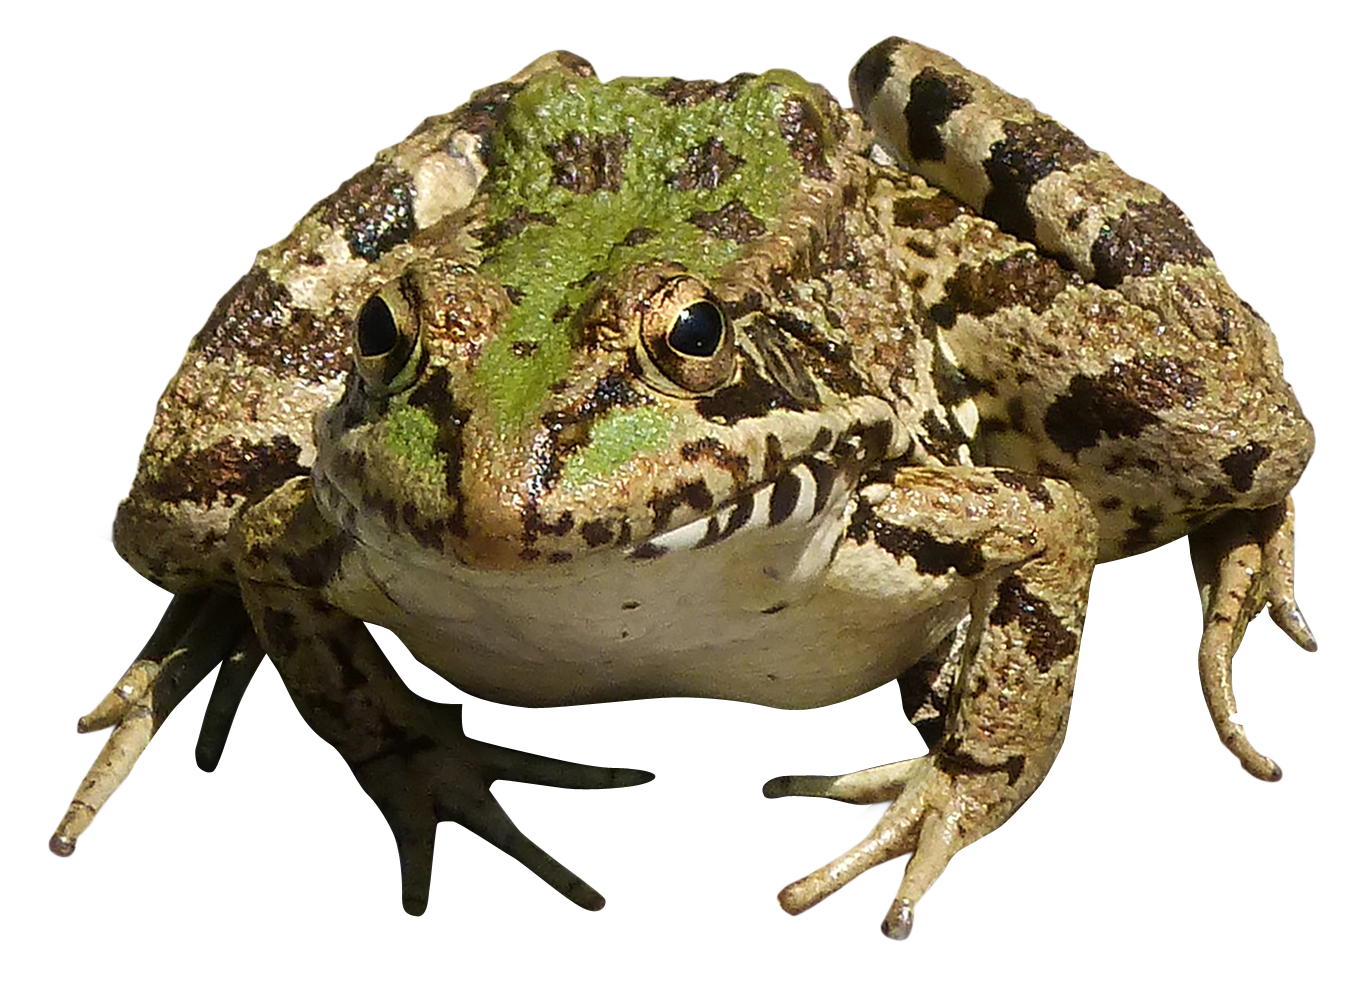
<box><xmin>113</xmin><ymin>53</ymin><xmax>596</xmax><ymax>591</ymax></box>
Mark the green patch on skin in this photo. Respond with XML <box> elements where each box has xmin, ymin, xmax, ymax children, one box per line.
<box><xmin>560</xmin><ymin>407</ymin><xmax>675</xmax><ymax>488</ymax></box>
<box><xmin>384</xmin><ymin>405</ymin><xmax>446</xmax><ymax>489</ymax></box>
<box><xmin>474</xmin><ymin>70</ymin><xmax>831</xmax><ymax>429</ymax></box>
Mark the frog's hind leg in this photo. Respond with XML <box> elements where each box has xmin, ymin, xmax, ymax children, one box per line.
<box><xmin>50</xmin><ymin>590</ymin><xmax>262</xmax><ymax>856</ymax></box>
<box><xmin>767</xmin><ymin>466</ymin><xmax>1096</xmax><ymax>937</ymax></box>
<box><xmin>1190</xmin><ymin>497</ymin><xmax>1316</xmax><ymax>781</ymax></box>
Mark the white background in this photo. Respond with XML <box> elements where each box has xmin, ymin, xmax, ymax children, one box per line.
<box><xmin>3</xmin><ymin>2</ymin><xmax>1361</xmax><ymax>981</ymax></box>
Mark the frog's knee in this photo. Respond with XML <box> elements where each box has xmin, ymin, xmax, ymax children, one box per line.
<box><xmin>1198</xmin><ymin>405</ymin><xmax>1314</xmax><ymax>514</ymax></box>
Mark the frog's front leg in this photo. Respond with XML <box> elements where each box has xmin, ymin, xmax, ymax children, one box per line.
<box><xmin>768</xmin><ymin>466</ymin><xmax>1095</xmax><ymax>938</ymax></box>
<box><xmin>234</xmin><ymin>477</ymin><xmax>653</xmax><ymax>914</ymax></box>
<box><xmin>51</xmin><ymin>590</ymin><xmax>264</xmax><ymax>856</ymax></box>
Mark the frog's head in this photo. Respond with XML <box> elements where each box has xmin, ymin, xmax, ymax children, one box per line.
<box><xmin>315</xmin><ymin>61</ymin><xmax>907</xmax><ymax>570</ymax></box>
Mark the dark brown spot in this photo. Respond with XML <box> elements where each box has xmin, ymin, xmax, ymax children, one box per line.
<box><xmin>892</xmin><ymin>191</ymin><xmax>964</xmax><ymax>230</ymax></box>
<box><xmin>649</xmin><ymin>479</ymin><xmax>713</xmax><ymax>533</ymax></box>
<box><xmin>479</xmin><ymin>207</ymin><xmax>556</xmax><ymax>247</ymax></box>
<box><xmin>646</xmin><ymin>74</ymin><xmax>756</xmax><ymax>107</ymax></box>
<box><xmin>315</xmin><ymin>162</ymin><xmax>417</xmax><ymax>262</ymax></box>
<box><xmin>777</xmin><ymin>95</ymin><xmax>833</xmax><ymax>180</ymax></box>
<box><xmin>988</xmin><ymin>574</ymin><xmax>1077</xmax><ymax>672</ymax></box>
<box><xmin>669</xmin><ymin>137</ymin><xmax>745</xmax><ymax>191</ymax></box>
<box><xmin>847</xmin><ymin>499</ymin><xmax>985</xmax><ymax>576</ymax></box>
<box><xmin>284</xmin><ymin>534</ymin><xmax>349</xmax><ymax>590</ymax></box>
<box><xmin>580</xmin><ymin>519</ymin><xmax>615</xmax><ymax>548</ymax></box>
<box><xmin>620</xmin><ymin>227</ymin><xmax>658</xmax><ymax>247</ymax></box>
<box><xmin>938</xmin><ymin>250</ymin><xmax>1073</xmax><ymax>319</ymax></box>
<box><xmin>689</xmin><ymin>200</ymin><xmax>766</xmax><ymax>242</ymax></box>
<box><xmin>546</xmin><ymin>130</ymin><xmax>629</xmax><ymax>194</ymax></box>
<box><xmin>938</xmin><ymin>741</ymin><xmax>1027</xmax><ymax>786</ymax></box>
<box><xmin>1122</xmin><ymin>504</ymin><xmax>1164</xmax><ymax>554</ymax></box>
<box><xmin>1219</xmin><ymin>442</ymin><xmax>1271</xmax><ymax>494</ymax></box>
<box><xmin>902</xmin><ymin>66</ymin><xmax>974</xmax><ymax>161</ymax></box>
<box><xmin>680</xmin><ymin>436</ymin><xmax>750</xmax><ymax>488</ymax></box>
<box><xmin>982</xmin><ymin>118</ymin><xmax>1094</xmax><ymax>242</ymax></box>
<box><xmin>1091</xmin><ymin>197</ymin><xmax>1213</xmax><ymax>289</ymax></box>
<box><xmin>510</xmin><ymin>340</ymin><xmax>539</xmax><ymax>358</ymax></box>
<box><xmin>143</xmin><ymin>434</ymin><xmax>308</xmax><ymax>509</ymax></box>
<box><xmin>191</xmin><ymin>267</ymin><xmax>349</xmax><ymax>386</ymax></box>
<box><xmin>1044</xmin><ymin>357</ymin><xmax>1205</xmax><ymax>455</ymax></box>
<box><xmin>850</xmin><ymin>37</ymin><xmax>905</xmax><ymax>110</ymax></box>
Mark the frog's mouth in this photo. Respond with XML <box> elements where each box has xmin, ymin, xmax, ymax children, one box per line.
<box><xmin>626</xmin><ymin>406</ymin><xmax>905</xmax><ymax>564</ymax></box>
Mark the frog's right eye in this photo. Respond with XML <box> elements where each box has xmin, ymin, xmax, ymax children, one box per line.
<box><xmin>353</xmin><ymin>284</ymin><xmax>422</xmax><ymax>393</ymax></box>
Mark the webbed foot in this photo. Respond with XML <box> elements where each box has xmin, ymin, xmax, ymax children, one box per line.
<box><xmin>766</xmin><ymin>753</ymin><xmax>1023</xmax><ymax>939</ymax></box>
<box><xmin>351</xmin><ymin>704</ymin><xmax>654</xmax><ymax>915</ymax></box>
<box><xmin>51</xmin><ymin>590</ymin><xmax>262</xmax><ymax>855</ymax></box>
<box><xmin>1190</xmin><ymin>496</ymin><xmax>1316</xmax><ymax>781</ymax></box>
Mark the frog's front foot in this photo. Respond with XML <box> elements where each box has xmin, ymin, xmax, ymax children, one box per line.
<box><xmin>766</xmin><ymin>753</ymin><xmax>1025</xmax><ymax>939</ymax></box>
<box><xmin>348</xmin><ymin>701</ymin><xmax>654</xmax><ymax>915</ymax></box>
<box><xmin>51</xmin><ymin>590</ymin><xmax>262</xmax><ymax>856</ymax></box>
<box><xmin>1190</xmin><ymin>496</ymin><xmax>1317</xmax><ymax>781</ymax></box>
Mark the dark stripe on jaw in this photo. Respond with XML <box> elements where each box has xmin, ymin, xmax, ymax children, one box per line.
<box><xmin>805</xmin><ymin>458</ymin><xmax>837</xmax><ymax>519</ymax></box>
<box><xmin>769</xmin><ymin>468</ymin><xmax>803</xmax><ymax>526</ymax></box>
<box><xmin>722</xmin><ymin>491</ymin><xmax>755</xmax><ymax>540</ymax></box>
<box><xmin>695</xmin><ymin>515</ymin><xmax>724</xmax><ymax>549</ymax></box>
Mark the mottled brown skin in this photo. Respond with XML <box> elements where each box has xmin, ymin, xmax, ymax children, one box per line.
<box><xmin>54</xmin><ymin>41</ymin><xmax>1314</xmax><ymax>936</ymax></box>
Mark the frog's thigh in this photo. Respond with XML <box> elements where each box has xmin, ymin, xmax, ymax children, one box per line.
<box><xmin>785</xmin><ymin>466</ymin><xmax>1095</xmax><ymax>935</ymax></box>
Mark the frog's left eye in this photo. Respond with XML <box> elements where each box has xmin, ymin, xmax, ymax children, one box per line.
<box><xmin>639</xmin><ymin>280</ymin><xmax>735</xmax><ymax>395</ymax></box>
<box><xmin>353</xmin><ymin>281</ymin><xmax>423</xmax><ymax>394</ymax></box>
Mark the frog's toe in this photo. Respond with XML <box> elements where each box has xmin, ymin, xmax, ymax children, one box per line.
<box><xmin>51</xmin><ymin>591</ymin><xmax>259</xmax><ymax>855</ymax></box>
<box><xmin>776</xmin><ymin>758</ymin><xmax>963</xmax><ymax>933</ymax></box>
<box><xmin>194</xmin><ymin>642</ymin><xmax>266</xmax><ymax>771</ymax></box>
<box><xmin>1190</xmin><ymin>497</ymin><xmax>1315</xmax><ymax>781</ymax></box>
<box><xmin>763</xmin><ymin>758</ymin><xmax>917</xmax><ymax>804</ymax></box>
<box><xmin>354</xmin><ymin>724</ymin><xmax>651</xmax><ymax>915</ymax></box>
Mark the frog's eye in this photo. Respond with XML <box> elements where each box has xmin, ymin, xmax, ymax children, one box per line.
<box><xmin>639</xmin><ymin>280</ymin><xmax>735</xmax><ymax>394</ymax></box>
<box><xmin>353</xmin><ymin>282</ymin><xmax>423</xmax><ymax>393</ymax></box>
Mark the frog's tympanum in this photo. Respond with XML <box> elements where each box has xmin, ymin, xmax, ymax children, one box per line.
<box><xmin>52</xmin><ymin>40</ymin><xmax>1315</xmax><ymax>937</ymax></box>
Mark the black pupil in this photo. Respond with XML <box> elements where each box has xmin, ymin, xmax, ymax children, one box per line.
<box><xmin>667</xmin><ymin>301</ymin><xmax>724</xmax><ymax>357</ymax></box>
<box><xmin>357</xmin><ymin>295</ymin><xmax>398</xmax><ymax>357</ymax></box>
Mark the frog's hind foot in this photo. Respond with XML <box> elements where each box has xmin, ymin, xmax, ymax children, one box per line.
<box><xmin>1189</xmin><ymin>496</ymin><xmax>1316</xmax><ymax>782</ymax></box>
<box><xmin>50</xmin><ymin>590</ymin><xmax>262</xmax><ymax>856</ymax></box>
<box><xmin>767</xmin><ymin>757</ymin><xmax>990</xmax><ymax>940</ymax></box>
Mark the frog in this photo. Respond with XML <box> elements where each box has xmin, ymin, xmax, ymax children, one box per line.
<box><xmin>51</xmin><ymin>39</ymin><xmax>1315</xmax><ymax>938</ymax></box>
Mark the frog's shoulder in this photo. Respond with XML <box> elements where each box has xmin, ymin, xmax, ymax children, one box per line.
<box><xmin>112</xmin><ymin>55</ymin><xmax>592</xmax><ymax>591</ymax></box>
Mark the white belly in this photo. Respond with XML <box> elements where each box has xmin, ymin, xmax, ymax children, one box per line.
<box><xmin>349</xmin><ymin>513</ymin><xmax>969</xmax><ymax>709</ymax></box>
